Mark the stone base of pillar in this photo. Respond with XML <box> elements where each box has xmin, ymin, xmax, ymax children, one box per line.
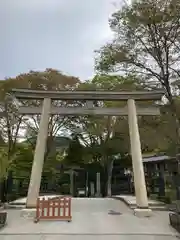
<box><xmin>134</xmin><ymin>208</ymin><xmax>152</xmax><ymax>217</ymax></box>
<box><xmin>26</xmin><ymin>203</ymin><xmax>36</xmax><ymax>209</ymax></box>
<box><xmin>20</xmin><ymin>208</ymin><xmax>36</xmax><ymax>219</ymax></box>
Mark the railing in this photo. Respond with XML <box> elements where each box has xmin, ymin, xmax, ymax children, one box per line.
<box><xmin>34</xmin><ymin>197</ymin><xmax>72</xmax><ymax>223</ymax></box>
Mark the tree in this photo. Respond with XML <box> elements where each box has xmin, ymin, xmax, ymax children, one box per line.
<box><xmin>64</xmin><ymin>134</ymin><xmax>84</xmax><ymax>167</ymax></box>
<box><xmin>68</xmin><ymin>75</ymin><xmax>143</xmax><ymax>196</ymax></box>
<box><xmin>0</xmin><ymin>69</ymin><xmax>81</xmax><ymax>199</ymax></box>
<box><xmin>76</xmin><ymin>74</ymin><xmax>175</xmax><ymax>195</ymax></box>
<box><xmin>96</xmin><ymin>0</ymin><xmax>180</xmax><ymax>149</ymax></box>
<box><xmin>0</xmin><ymin>146</ymin><xmax>9</xmax><ymax>203</ymax></box>
<box><xmin>0</xmin><ymin>95</ymin><xmax>23</xmax><ymax>160</ymax></box>
<box><xmin>11</xmin><ymin>144</ymin><xmax>34</xmax><ymax>179</ymax></box>
<box><xmin>0</xmin><ymin>147</ymin><xmax>9</xmax><ymax>180</ymax></box>
<box><xmin>0</xmin><ymin>146</ymin><xmax>17</xmax><ymax>202</ymax></box>
<box><xmin>0</xmin><ymin>69</ymin><xmax>80</xmax><ymax>160</ymax></box>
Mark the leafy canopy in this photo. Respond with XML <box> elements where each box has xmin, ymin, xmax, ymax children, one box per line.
<box><xmin>96</xmin><ymin>0</ymin><xmax>180</xmax><ymax>100</ymax></box>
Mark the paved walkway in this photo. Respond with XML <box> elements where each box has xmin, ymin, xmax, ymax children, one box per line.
<box><xmin>0</xmin><ymin>198</ymin><xmax>179</xmax><ymax>240</ymax></box>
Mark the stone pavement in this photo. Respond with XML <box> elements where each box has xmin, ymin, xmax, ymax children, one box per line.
<box><xmin>0</xmin><ymin>198</ymin><xmax>179</xmax><ymax>240</ymax></box>
<box><xmin>113</xmin><ymin>195</ymin><xmax>167</xmax><ymax>210</ymax></box>
<box><xmin>0</xmin><ymin>234</ymin><xmax>179</xmax><ymax>240</ymax></box>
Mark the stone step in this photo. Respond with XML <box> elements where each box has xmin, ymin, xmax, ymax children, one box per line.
<box><xmin>113</xmin><ymin>195</ymin><xmax>167</xmax><ymax>211</ymax></box>
<box><xmin>4</xmin><ymin>203</ymin><xmax>25</xmax><ymax>209</ymax></box>
<box><xmin>130</xmin><ymin>204</ymin><xmax>167</xmax><ymax>211</ymax></box>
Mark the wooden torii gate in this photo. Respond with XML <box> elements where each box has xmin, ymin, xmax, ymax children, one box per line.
<box><xmin>10</xmin><ymin>89</ymin><xmax>164</xmax><ymax>217</ymax></box>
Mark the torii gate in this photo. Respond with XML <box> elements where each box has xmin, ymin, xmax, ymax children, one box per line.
<box><xmin>10</xmin><ymin>89</ymin><xmax>164</xmax><ymax>217</ymax></box>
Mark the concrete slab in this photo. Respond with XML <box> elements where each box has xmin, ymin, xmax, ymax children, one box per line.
<box><xmin>0</xmin><ymin>198</ymin><xmax>178</xmax><ymax>239</ymax></box>
<box><xmin>0</xmin><ymin>234</ymin><xmax>179</xmax><ymax>240</ymax></box>
<box><xmin>113</xmin><ymin>195</ymin><xmax>167</xmax><ymax>210</ymax></box>
<box><xmin>20</xmin><ymin>208</ymin><xmax>36</xmax><ymax>219</ymax></box>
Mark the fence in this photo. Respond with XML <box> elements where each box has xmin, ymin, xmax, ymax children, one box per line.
<box><xmin>34</xmin><ymin>197</ymin><xmax>72</xmax><ymax>223</ymax></box>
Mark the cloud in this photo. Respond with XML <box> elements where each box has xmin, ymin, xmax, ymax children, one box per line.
<box><xmin>0</xmin><ymin>0</ymin><xmax>117</xmax><ymax>80</ymax></box>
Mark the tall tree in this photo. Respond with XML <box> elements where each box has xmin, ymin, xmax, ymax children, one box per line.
<box><xmin>76</xmin><ymin>74</ymin><xmax>173</xmax><ymax>195</ymax></box>
<box><xmin>0</xmin><ymin>69</ymin><xmax>80</xmax><ymax>159</ymax></box>
<box><xmin>96</xmin><ymin>0</ymin><xmax>180</xmax><ymax>149</ymax></box>
<box><xmin>64</xmin><ymin>134</ymin><xmax>84</xmax><ymax>167</ymax></box>
<box><xmin>69</xmin><ymin>75</ymin><xmax>153</xmax><ymax>196</ymax></box>
<box><xmin>0</xmin><ymin>69</ymin><xmax>80</xmax><ymax>200</ymax></box>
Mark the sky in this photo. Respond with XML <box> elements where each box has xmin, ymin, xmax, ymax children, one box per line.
<box><xmin>0</xmin><ymin>0</ymin><xmax>120</xmax><ymax>81</ymax></box>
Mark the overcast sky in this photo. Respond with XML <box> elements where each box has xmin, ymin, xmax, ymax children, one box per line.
<box><xmin>0</xmin><ymin>0</ymin><xmax>120</xmax><ymax>81</ymax></box>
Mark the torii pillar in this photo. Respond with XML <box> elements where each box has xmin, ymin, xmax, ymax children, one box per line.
<box><xmin>26</xmin><ymin>98</ymin><xmax>51</xmax><ymax>208</ymax></box>
<box><xmin>127</xmin><ymin>99</ymin><xmax>151</xmax><ymax>217</ymax></box>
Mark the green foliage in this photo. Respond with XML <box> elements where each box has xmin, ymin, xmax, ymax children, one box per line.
<box><xmin>43</xmin><ymin>152</ymin><xmax>64</xmax><ymax>177</ymax></box>
<box><xmin>91</xmin><ymin>74</ymin><xmax>143</xmax><ymax>91</ymax></box>
<box><xmin>0</xmin><ymin>147</ymin><xmax>9</xmax><ymax>179</ymax></box>
<box><xmin>96</xmin><ymin>0</ymin><xmax>180</xmax><ymax>98</ymax></box>
<box><xmin>11</xmin><ymin>144</ymin><xmax>34</xmax><ymax>179</ymax></box>
<box><xmin>76</xmin><ymin>75</ymin><xmax>170</xmax><ymax>158</ymax></box>
<box><xmin>64</xmin><ymin>135</ymin><xmax>84</xmax><ymax>167</ymax></box>
<box><xmin>95</xmin><ymin>0</ymin><xmax>180</xmax><ymax>155</ymax></box>
<box><xmin>0</xmin><ymin>69</ymin><xmax>80</xmax><ymax>166</ymax></box>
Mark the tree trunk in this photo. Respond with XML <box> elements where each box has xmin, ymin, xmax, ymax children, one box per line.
<box><xmin>167</xmin><ymin>90</ymin><xmax>180</xmax><ymax>147</ymax></box>
<box><xmin>0</xmin><ymin>179</ymin><xmax>7</xmax><ymax>203</ymax></box>
<box><xmin>107</xmin><ymin>159</ymin><xmax>114</xmax><ymax>197</ymax></box>
<box><xmin>168</xmin><ymin>95</ymin><xmax>180</xmax><ymax>173</ymax></box>
<box><xmin>6</xmin><ymin>171</ymin><xmax>13</xmax><ymax>201</ymax></box>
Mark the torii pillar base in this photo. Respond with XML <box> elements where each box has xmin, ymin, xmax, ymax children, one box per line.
<box><xmin>134</xmin><ymin>208</ymin><xmax>152</xmax><ymax>218</ymax></box>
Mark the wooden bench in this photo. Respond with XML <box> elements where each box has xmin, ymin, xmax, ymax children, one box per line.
<box><xmin>34</xmin><ymin>197</ymin><xmax>72</xmax><ymax>223</ymax></box>
<box><xmin>169</xmin><ymin>200</ymin><xmax>180</xmax><ymax>232</ymax></box>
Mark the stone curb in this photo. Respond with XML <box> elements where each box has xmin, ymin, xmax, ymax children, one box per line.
<box><xmin>4</xmin><ymin>205</ymin><xmax>25</xmax><ymax>210</ymax></box>
<box><xmin>112</xmin><ymin>196</ymin><xmax>168</xmax><ymax>211</ymax></box>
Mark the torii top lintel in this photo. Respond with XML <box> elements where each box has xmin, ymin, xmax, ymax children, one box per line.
<box><xmin>10</xmin><ymin>88</ymin><xmax>164</xmax><ymax>101</ymax></box>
